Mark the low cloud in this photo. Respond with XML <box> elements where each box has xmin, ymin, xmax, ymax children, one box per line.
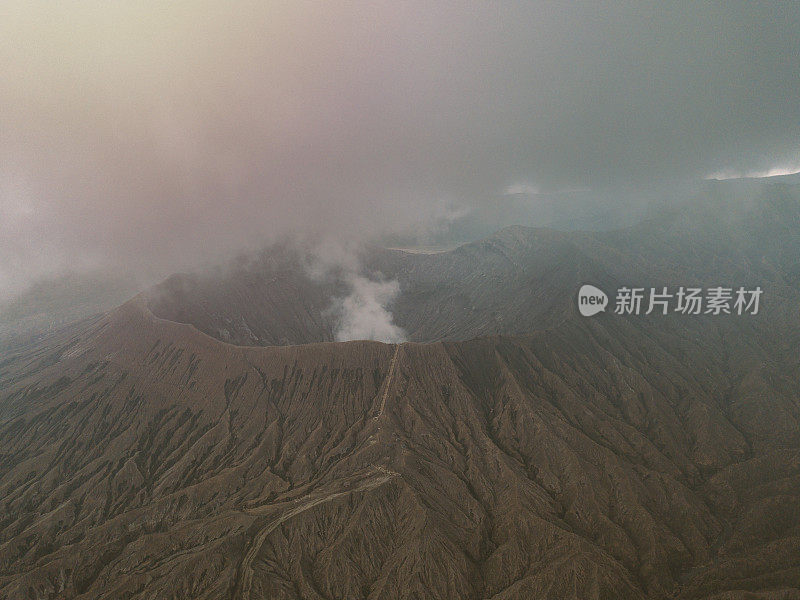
<box><xmin>2</xmin><ymin>2</ymin><xmax>798</xmax><ymax>299</ymax></box>
<box><xmin>705</xmin><ymin>160</ymin><xmax>800</xmax><ymax>181</ymax></box>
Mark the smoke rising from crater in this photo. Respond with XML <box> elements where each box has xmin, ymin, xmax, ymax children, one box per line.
<box><xmin>302</xmin><ymin>237</ymin><xmax>405</xmax><ymax>343</ymax></box>
<box><xmin>333</xmin><ymin>274</ymin><xmax>406</xmax><ymax>343</ymax></box>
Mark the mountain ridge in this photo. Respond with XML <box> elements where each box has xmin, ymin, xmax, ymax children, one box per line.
<box><xmin>1</xmin><ymin>279</ymin><xmax>798</xmax><ymax>599</ymax></box>
<box><xmin>1</xmin><ymin>180</ymin><xmax>799</xmax><ymax>599</ymax></box>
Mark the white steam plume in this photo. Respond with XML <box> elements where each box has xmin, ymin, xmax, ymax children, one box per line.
<box><xmin>333</xmin><ymin>274</ymin><xmax>406</xmax><ymax>343</ymax></box>
<box><xmin>304</xmin><ymin>238</ymin><xmax>406</xmax><ymax>343</ymax></box>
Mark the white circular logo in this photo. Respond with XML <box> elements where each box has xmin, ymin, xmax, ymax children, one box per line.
<box><xmin>577</xmin><ymin>284</ymin><xmax>608</xmax><ymax>316</ymax></box>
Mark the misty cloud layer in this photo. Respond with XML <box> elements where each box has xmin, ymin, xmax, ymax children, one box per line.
<box><xmin>2</xmin><ymin>2</ymin><xmax>798</xmax><ymax>298</ymax></box>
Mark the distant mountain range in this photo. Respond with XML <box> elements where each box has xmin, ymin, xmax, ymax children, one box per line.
<box><xmin>0</xmin><ymin>273</ymin><xmax>137</xmax><ymax>351</ymax></box>
<box><xmin>0</xmin><ymin>177</ymin><xmax>798</xmax><ymax>599</ymax></box>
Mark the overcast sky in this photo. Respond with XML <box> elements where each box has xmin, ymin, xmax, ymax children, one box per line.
<box><xmin>1</xmin><ymin>1</ymin><xmax>798</xmax><ymax>296</ymax></box>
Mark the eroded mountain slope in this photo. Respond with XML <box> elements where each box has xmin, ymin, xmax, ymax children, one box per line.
<box><xmin>0</xmin><ymin>296</ymin><xmax>797</xmax><ymax>600</ymax></box>
<box><xmin>2</xmin><ymin>179</ymin><xmax>800</xmax><ymax>599</ymax></box>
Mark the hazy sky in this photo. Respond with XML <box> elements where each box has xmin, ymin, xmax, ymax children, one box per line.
<box><xmin>1</xmin><ymin>1</ymin><xmax>798</xmax><ymax>296</ymax></box>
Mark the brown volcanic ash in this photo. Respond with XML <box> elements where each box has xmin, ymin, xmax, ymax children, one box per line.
<box><xmin>0</xmin><ymin>181</ymin><xmax>799</xmax><ymax>599</ymax></box>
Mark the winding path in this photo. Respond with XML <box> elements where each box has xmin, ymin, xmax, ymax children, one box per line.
<box><xmin>236</xmin><ymin>470</ymin><xmax>397</xmax><ymax>599</ymax></box>
<box><xmin>236</xmin><ymin>345</ymin><xmax>402</xmax><ymax>599</ymax></box>
<box><xmin>376</xmin><ymin>344</ymin><xmax>400</xmax><ymax>420</ymax></box>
